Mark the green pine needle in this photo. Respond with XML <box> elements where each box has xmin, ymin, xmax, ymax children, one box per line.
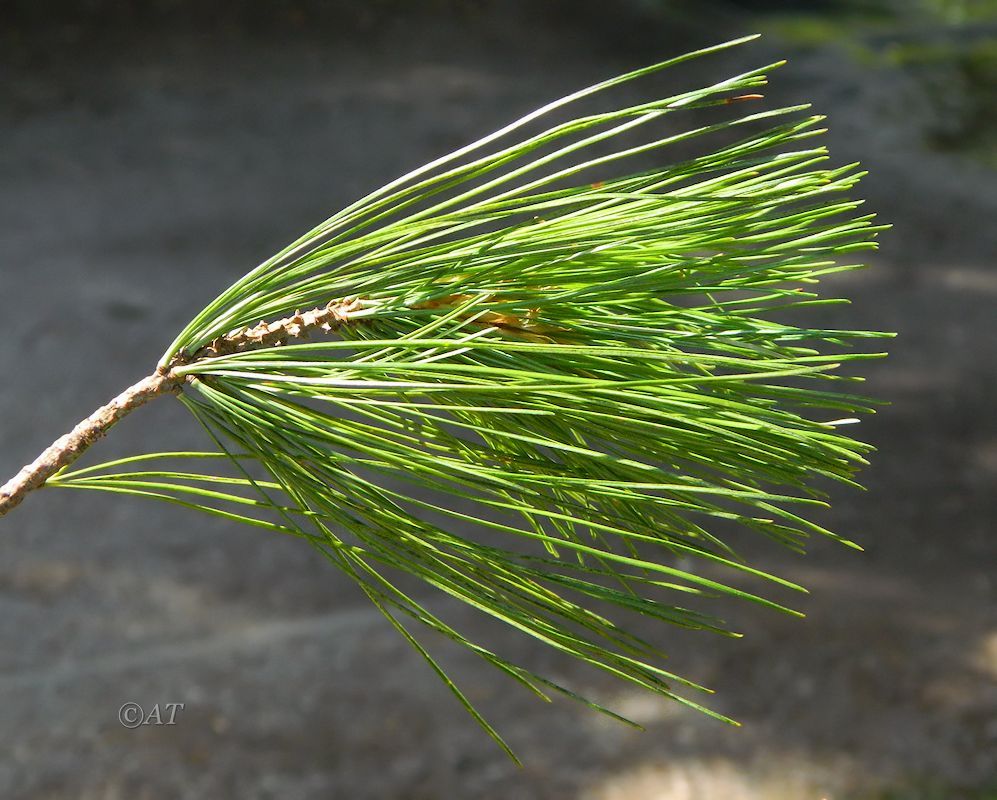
<box><xmin>44</xmin><ymin>35</ymin><xmax>890</xmax><ymax>757</ymax></box>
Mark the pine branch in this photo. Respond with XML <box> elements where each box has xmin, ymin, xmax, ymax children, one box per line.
<box><xmin>0</xmin><ymin>36</ymin><xmax>891</xmax><ymax>757</ymax></box>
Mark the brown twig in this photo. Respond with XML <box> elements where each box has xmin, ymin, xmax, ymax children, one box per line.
<box><xmin>187</xmin><ymin>297</ymin><xmax>364</xmax><ymax>361</ymax></box>
<box><xmin>0</xmin><ymin>293</ymin><xmax>559</xmax><ymax>517</ymax></box>
<box><xmin>0</xmin><ymin>372</ymin><xmax>182</xmax><ymax>517</ymax></box>
<box><xmin>0</xmin><ymin>299</ymin><xmax>366</xmax><ymax>518</ymax></box>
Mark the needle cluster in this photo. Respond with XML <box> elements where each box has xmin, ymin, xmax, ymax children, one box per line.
<box><xmin>43</xmin><ymin>36</ymin><xmax>889</xmax><ymax>758</ymax></box>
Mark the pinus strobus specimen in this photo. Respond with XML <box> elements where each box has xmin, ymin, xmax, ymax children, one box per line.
<box><xmin>0</xmin><ymin>37</ymin><xmax>889</xmax><ymax>758</ymax></box>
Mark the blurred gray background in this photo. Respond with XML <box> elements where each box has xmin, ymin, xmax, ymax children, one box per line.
<box><xmin>1</xmin><ymin>1</ymin><xmax>995</xmax><ymax>797</ymax></box>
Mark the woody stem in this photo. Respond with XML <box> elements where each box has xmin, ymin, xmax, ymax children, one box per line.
<box><xmin>0</xmin><ymin>298</ymin><xmax>364</xmax><ymax>519</ymax></box>
<box><xmin>0</xmin><ymin>371</ymin><xmax>182</xmax><ymax>518</ymax></box>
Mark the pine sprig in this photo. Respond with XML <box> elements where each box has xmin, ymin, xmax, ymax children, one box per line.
<box><xmin>3</xmin><ymin>35</ymin><xmax>890</xmax><ymax>758</ymax></box>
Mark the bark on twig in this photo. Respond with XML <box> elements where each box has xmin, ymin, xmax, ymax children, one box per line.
<box><xmin>0</xmin><ymin>299</ymin><xmax>365</xmax><ymax>518</ymax></box>
<box><xmin>0</xmin><ymin>372</ymin><xmax>182</xmax><ymax>517</ymax></box>
<box><xmin>188</xmin><ymin>297</ymin><xmax>363</xmax><ymax>361</ymax></box>
<box><xmin>0</xmin><ymin>292</ymin><xmax>550</xmax><ymax>518</ymax></box>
